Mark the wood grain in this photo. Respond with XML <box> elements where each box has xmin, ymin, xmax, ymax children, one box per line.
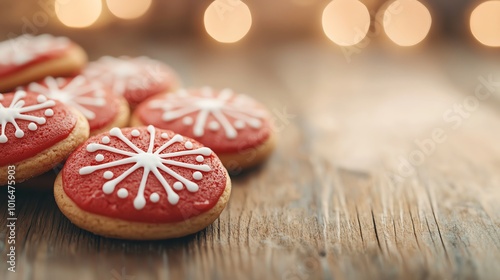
<box><xmin>1</xmin><ymin>39</ymin><xmax>500</xmax><ymax>280</ymax></box>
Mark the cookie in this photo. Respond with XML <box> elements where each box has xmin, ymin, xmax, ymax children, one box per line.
<box><xmin>0</xmin><ymin>90</ymin><xmax>89</xmax><ymax>185</ymax></box>
<box><xmin>131</xmin><ymin>87</ymin><xmax>276</xmax><ymax>171</ymax></box>
<box><xmin>83</xmin><ymin>56</ymin><xmax>180</xmax><ymax>108</ymax></box>
<box><xmin>55</xmin><ymin>125</ymin><xmax>231</xmax><ymax>240</ymax></box>
<box><xmin>27</xmin><ymin>76</ymin><xmax>130</xmax><ymax>135</ymax></box>
<box><xmin>0</xmin><ymin>34</ymin><xmax>87</xmax><ymax>92</ymax></box>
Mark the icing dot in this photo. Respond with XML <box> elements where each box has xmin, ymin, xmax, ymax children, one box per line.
<box><xmin>161</xmin><ymin>133</ymin><xmax>169</xmax><ymax>139</ymax></box>
<box><xmin>15</xmin><ymin>130</ymin><xmax>24</xmax><ymax>138</ymax></box>
<box><xmin>101</xmin><ymin>136</ymin><xmax>110</xmax><ymax>144</ymax></box>
<box><xmin>249</xmin><ymin>119</ymin><xmax>262</xmax><ymax>128</ymax></box>
<box><xmin>196</xmin><ymin>155</ymin><xmax>204</xmax><ymax>162</ymax></box>
<box><xmin>44</xmin><ymin>109</ymin><xmax>54</xmax><ymax>117</ymax></box>
<box><xmin>150</xmin><ymin>193</ymin><xmax>160</xmax><ymax>203</ymax></box>
<box><xmin>95</xmin><ymin>154</ymin><xmax>104</xmax><ymax>162</ymax></box>
<box><xmin>208</xmin><ymin>121</ymin><xmax>220</xmax><ymax>131</ymax></box>
<box><xmin>131</xmin><ymin>129</ymin><xmax>140</xmax><ymax>137</ymax></box>
<box><xmin>117</xmin><ymin>188</ymin><xmax>128</xmax><ymax>198</ymax></box>
<box><xmin>234</xmin><ymin>120</ymin><xmax>245</xmax><ymax>129</ymax></box>
<box><xmin>193</xmin><ymin>171</ymin><xmax>203</xmax><ymax>180</ymax></box>
<box><xmin>173</xmin><ymin>182</ymin><xmax>183</xmax><ymax>190</ymax></box>
<box><xmin>183</xmin><ymin>116</ymin><xmax>193</xmax><ymax>125</ymax></box>
<box><xmin>103</xmin><ymin>171</ymin><xmax>114</xmax><ymax>179</ymax></box>
<box><xmin>184</xmin><ymin>141</ymin><xmax>193</xmax><ymax>149</ymax></box>
<box><xmin>37</xmin><ymin>95</ymin><xmax>47</xmax><ymax>103</ymax></box>
<box><xmin>28</xmin><ymin>123</ymin><xmax>37</xmax><ymax>131</ymax></box>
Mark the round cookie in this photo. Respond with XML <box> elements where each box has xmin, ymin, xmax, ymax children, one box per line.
<box><xmin>83</xmin><ymin>56</ymin><xmax>180</xmax><ymax>108</ymax></box>
<box><xmin>0</xmin><ymin>34</ymin><xmax>87</xmax><ymax>92</ymax></box>
<box><xmin>131</xmin><ymin>87</ymin><xmax>276</xmax><ymax>171</ymax></box>
<box><xmin>27</xmin><ymin>76</ymin><xmax>130</xmax><ymax>135</ymax></box>
<box><xmin>55</xmin><ymin>125</ymin><xmax>231</xmax><ymax>240</ymax></box>
<box><xmin>0</xmin><ymin>90</ymin><xmax>89</xmax><ymax>186</ymax></box>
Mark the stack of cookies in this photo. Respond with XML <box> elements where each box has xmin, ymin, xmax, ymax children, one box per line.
<box><xmin>0</xmin><ymin>34</ymin><xmax>276</xmax><ymax>240</ymax></box>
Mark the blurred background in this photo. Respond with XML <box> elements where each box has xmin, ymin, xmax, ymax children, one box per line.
<box><xmin>1</xmin><ymin>0</ymin><xmax>500</xmax><ymax>170</ymax></box>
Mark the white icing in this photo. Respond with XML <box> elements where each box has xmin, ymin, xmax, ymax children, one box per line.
<box><xmin>95</xmin><ymin>154</ymin><xmax>104</xmax><ymax>162</ymax></box>
<box><xmin>0</xmin><ymin>34</ymin><xmax>70</xmax><ymax>67</ymax></box>
<box><xmin>83</xmin><ymin>56</ymin><xmax>170</xmax><ymax>96</ymax></box>
<box><xmin>196</xmin><ymin>155</ymin><xmax>204</xmax><ymax>162</ymax></box>
<box><xmin>44</xmin><ymin>109</ymin><xmax>54</xmax><ymax>116</ymax></box>
<box><xmin>184</xmin><ymin>141</ymin><xmax>193</xmax><ymax>150</ymax></box>
<box><xmin>193</xmin><ymin>171</ymin><xmax>203</xmax><ymax>180</ymax></box>
<box><xmin>173</xmin><ymin>181</ymin><xmax>183</xmax><ymax>190</ymax></box>
<box><xmin>149</xmin><ymin>88</ymin><xmax>267</xmax><ymax>140</ymax></box>
<box><xmin>28</xmin><ymin>123</ymin><xmax>37</xmax><ymax>131</ymax></box>
<box><xmin>131</xmin><ymin>129</ymin><xmax>140</xmax><ymax>137</ymax></box>
<box><xmin>117</xmin><ymin>188</ymin><xmax>128</xmax><ymax>198</ymax></box>
<box><xmin>102</xmin><ymin>136</ymin><xmax>110</xmax><ymax>144</ymax></box>
<box><xmin>103</xmin><ymin>171</ymin><xmax>114</xmax><ymax>179</ymax></box>
<box><xmin>79</xmin><ymin>125</ymin><xmax>213</xmax><ymax>210</ymax></box>
<box><xmin>28</xmin><ymin>76</ymin><xmax>106</xmax><ymax>120</ymax></box>
<box><xmin>0</xmin><ymin>90</ymin><xmax>55</xmax><ymax>143</ymax></box>
<box><xmin>150</xmin><ymin>193</ymin><xmax>160</xmax><ymax>203</ymax></box>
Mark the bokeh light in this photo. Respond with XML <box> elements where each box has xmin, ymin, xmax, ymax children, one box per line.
<box><xmin>322</xmin><ymin>0</ymin><xmax>370</xmax><ymax>46</ymax></box>
<box><xmin>470</xmin><ymin>1</ymin><xmax>500</xmax><ymax>47</ymax></box>
<box><xmin>204</xmin><ymin>1</ymin><xmax>252</xmax><ymax>43</ymax></box>
<box><xmin>55</xmin><ymin>0</ymin><xmax>102</xmax><ymax>28</ymax></box>
<box><xmin>383</xmin><ymin>0</ymin><xmax>432</xmax><ymax>46</ymax></box>
<box><xmin>106</xmin><ymin>0</ymin><xmax>152</xmax><ymax>20</ymax></box>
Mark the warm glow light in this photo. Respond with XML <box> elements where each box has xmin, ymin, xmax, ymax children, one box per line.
<box><xmin>204</xmin><ymin>1</ymin><xmax>252</xmax><ymax>43</ymax></box>
<box><xmin>106</xmin><ymin>0</ymin><xmax>152</xmax><ymax>20</ymax></box>
<box><xmin>55</xmin><ymin>0</ymin><xmax>102</xmax><ymax>28</ymax></box>
<box><xmin>322</xmin><ymin>0</ymin><xmax>370</xmax><ymax>46</ymax></box>
<box><xmin>383</xmin><ymin>0</ymin><xmax>432</xmax><ymax>46</ymax></box>
<box><xmin>470</xmin><ymin>1</ymin><xmax>500</xmax><ymax>47</ymax></box>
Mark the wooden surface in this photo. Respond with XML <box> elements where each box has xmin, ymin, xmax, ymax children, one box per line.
<box><xmin>1</xmin><ymin>39</ymin><xmax>500</xmax><ymax>280</ymax></box>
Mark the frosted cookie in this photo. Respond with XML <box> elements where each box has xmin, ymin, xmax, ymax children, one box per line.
<box><xmin>27</xmin><ymin>76</ymin><xmax>130</xmax><ymax>135</ymax></box>
<box><xmin>83</xmin><ymin>56</ymin><xmax>180</xmax><ymax>108</ymax></box>
<box><xmin>0</xmin><ymin>34</ymin><xmax>87</xmax><ymax>92</ymax></box>
<box><xmin>0</xmin><ymin>90</ymin><xmax>89</xmax><ymax>185</ymax></box>
<box><xmin>131</xmin><ymin>87</ymin><xmax>276</xmax><ymax>171</ymax></box>
<box><xmin>54</xmin><ymin>126</ymin><xmax>231</xmax><ymax>240</ymax></box>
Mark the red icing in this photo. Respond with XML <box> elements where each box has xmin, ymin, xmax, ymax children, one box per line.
<box><xmin>27</xmin><ymin>77</ymin><xmax>120</xmax><ymax>132</ymax></box>
<box><xmin>62</xmin><ymin>127</ymin><xmax>228</xmax><ymax>223</ymax></box>
<box><xmin>134</xmin><ymin>89</ymin><xmax>272</xmax><ymax>154</ymax></box>
<box><xmin>0</xmin><ymin>35</ymin><xmax>74</xmax><ymax>78</ymax></box>
<box><xmin>0</xmin><ymin>91</ymin><xmax>77</xmax><ymax>166</ymax></box>
<box><xmin>83</xmin><ymin>57</ymin><xmax>179</xmax><ymax>106</ymax></box>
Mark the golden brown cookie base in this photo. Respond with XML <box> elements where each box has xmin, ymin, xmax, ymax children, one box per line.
<box><xmin>0</xmin><ymin>45</ymin><xmax>88</xmax><ymax>92</ymax></box>
<box><xmin>90</xmin><ymin>96</ymin><xmax>130</xmax><ymax>136</ymax></box>
<box><xmin>54</xmin><ymin>172</ymin><xmax>232</xmax><ymax>240</ymax></box>
<box><xmin>0</xmin><ymin>108</ymin><xmax>90</xmax><ymax>186</ymax></box>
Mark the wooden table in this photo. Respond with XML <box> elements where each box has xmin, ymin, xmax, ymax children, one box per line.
<box><xmin>1</xmin><ymin>38</ymin><xmax>500</xmax><ymax>280</ymax></box>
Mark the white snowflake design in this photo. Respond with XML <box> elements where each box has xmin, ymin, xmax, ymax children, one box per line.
<box><xmin>0</xmin><ymin>90</ymin><xmax>56</xmax><ymax>143</ymax></box>
<box><xmin>83</xmin><ymin>56</ymin><xmax>168</xmax><ymax>96</ymax></box>
<box><xmin>149</xmin><ymin>87</ymin><xmax>267</xmax><ymax>139</ymax></box>
<box><xmin>79</xmin><ymin>125</ymin><xmax>213</xmax><ymax>210</ymax></box>
<box><xmin>28</xmin><ymin>76</ymin><xmax>106</xmax><ymax>120</ymax></box>
<box><xmin>0</xmin><ymin>34</ymin><xmax>70</xmax><ymax>67</ymax></box>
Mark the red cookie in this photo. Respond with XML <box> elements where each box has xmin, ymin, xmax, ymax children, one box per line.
<box><xmin>54</xmin><ymin>126</ymin><xmax>231</xmax><ymax>240</ymax></box>
<box><xmin>27</xmin><ymin>76</ymin><xmax>130</xmax><ymax>135</ymax></box>
<box><xmin>0</xmin><ymin>34</ymin><xmax>87</xmax><ymax>92</ymax></box>
<box><xmin>83</xmin><ymin>56</ymin><xmax>180</xmax><ymax>108</ymax></box>
<box><xmin>131</xmin><ymin>87</ymin><xmax>276</xmax><ymax>171</ymax></box>
<box><xmin>0</xmin><ymin>90</ymin><xmax>89</xmax><ymax>185</ymax></box>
